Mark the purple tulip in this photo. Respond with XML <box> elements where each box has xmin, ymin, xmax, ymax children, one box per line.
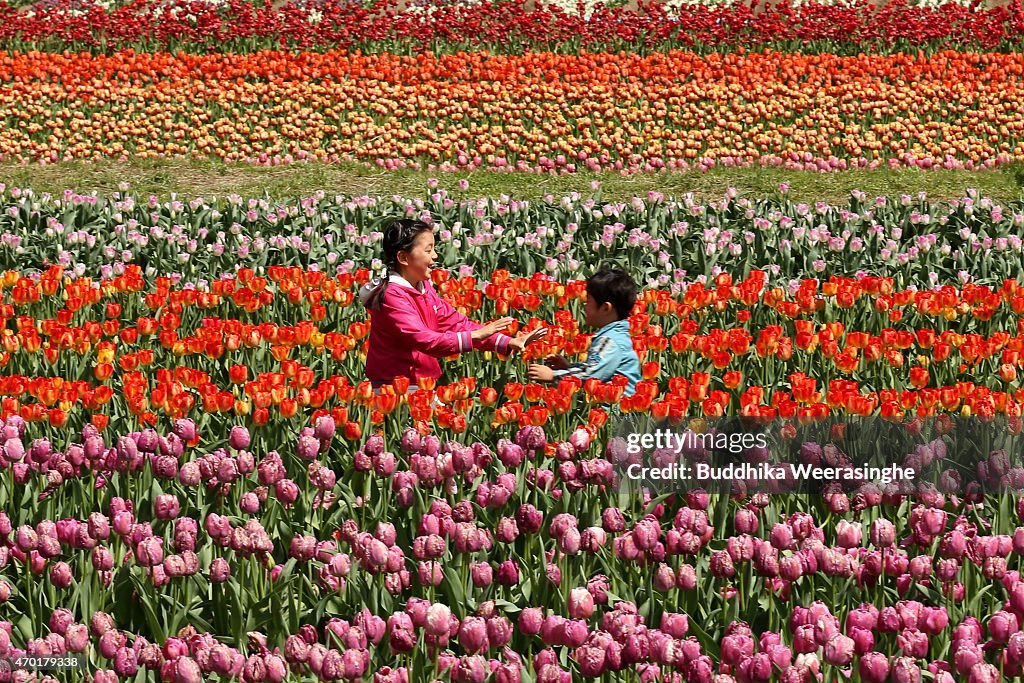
<box><xmin>968</xmin><ymin>663</ymin><xmax>1001</xmax><ymax>683</ymax></box>
<box><xmin>458</xmin><ymin>617</ymin><xmax>489</xmax><ymax>654</ymax></box>
<box><xmin>297</xmin><ymin>434</ymin><xmax>320</xmax><ymax>461</ymax></box>
<box><xmin>859</xmin><ymin>652</ymin><xmax>890</xmax><ymax>683</ymax></box>
<box><xmin>228</xmin><ymin>426</ymin><xmax>250</xmax><ymax>450</ymax></box>
<box><xmin>891</xmin><ymin>656</ymin><xmax>922</xmax><ymax>683</ymax></box>
<box><xmin>519</xmin><ymin>608</ymin><xmax>544</xmax><ymax>636</ymax></box>
<box><xmin>497</xmin><ymin>560</ymin><xmax>520</xmax><ymax>586</ymax></box>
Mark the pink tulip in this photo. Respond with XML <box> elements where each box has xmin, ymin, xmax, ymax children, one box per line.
<box><xmin>154</xmin><ymin>494</ymin><xmax>180</xmax><ymax>521</ymax></box>
<box><xmin>891</xmin><ymin>656</ymin><xmax>922</xmax><ymax>683</ymax></box>
<box><xmin>968</xmin><ymin>663</ymin><xmax>1001</xmax><ymax>683</ymax></box>
<box><xmin>458</xmin><ymin>617</ymin><xmax>489</xmax><ymax>654</ymax></box>
<box><xmin>601</xmin><ymin>508</ymin><xmax>626</xmax><ymax>533</ymax></box>
<box><xmin>859</xmin><ymin>652</ymin><xmax>890</xmax><ymax>683</ymax></box>
<box><xmin>518</xmin><ymin>608</ymin><xmax>544</xmax><ymax>637</ymax></box>
<box><xmin>677</xmin><ymin>563</ymin><xmax>697</xmax><ymax>590</ymax></box>
<box><xmin>734</xmin><ymin>509</ymin><xmax>759</xmax><ymax>535</ymax></box>
<box><xmin>174</xmin><ymin>656</ymin><xmax>202</xmax><ymax>683</ymax></box>
<box><xmin>49</xmin><ymin>561</ymin><xmax>73</xmax><ymax>588</ymax></box>
<box><xmin>709</xmin><ymin>551</ymin><xmax>735</xmax><ymax>578</ymax></box>
<box><xmin>770</xmin><ymin>523</ymin><xmax>793</xmax><ymax>550</ymax></box>
<box><xmin>660</xmin><ymin>613</ymin><xmax>688</xmax><ymax>638</ymax></box>
<box><xmin>568</xmin><ymin>587</ymin><xmax>594</xmax><ymax>620</ymax></box>
<box><xmin>426</xmin><ymin>603</ymin><xmax>454</xmax><ymax>637</ymax></box>
<box><xmin>835</xmin><ymin>520</ymin><xmax>862</xmax><ymax>548</ymax></box>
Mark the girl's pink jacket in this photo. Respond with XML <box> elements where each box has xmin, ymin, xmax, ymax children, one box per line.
<box><xmin>359</xmin><ymin>274</ymin><xmax>512</xmax><ymax>384</ymax></box>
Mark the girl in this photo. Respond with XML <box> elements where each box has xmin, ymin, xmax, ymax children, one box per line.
<box><xmin>359</xmin><ymin>219</ymin><xmax>546</xmax><ymax>390</ymax></box>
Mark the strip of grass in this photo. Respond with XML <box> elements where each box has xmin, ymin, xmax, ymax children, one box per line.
<box><xmin>2</xmin><ymin>158</ymin><xmax>1024</xmax><ymax>204</ymax></box>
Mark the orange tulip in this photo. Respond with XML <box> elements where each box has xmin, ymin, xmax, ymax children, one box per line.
<box><xmin>504</xmin><ymin>382</ymin><xmax>524</xmax><ymax>401</ymax></box>
<box><xmin>1000</xmin><ymin>364</ymin><xmax>1017</xmax><ymax>383</ymax></box>
<box><xmin>48</xmin><ymin>408</ymin><xmax>68</xmax><ymax>428</ymax></box>
<box><xmin>641</xmin><ymin>361</ymin><xmax>660</xmax><ymax>380</ymax></box>
<box><xmin>723</xmin><ymin>371</ymin><xmax>742</xmax><ymax>389</ymax></box>
<box><xmin>229</xmin><ymin>364</ymin><xmax>249</xmax><ymax>384</ymax></box>
<box><xmin>93</xmin><ymin>363</ymin><xmax>114</xmax><ymax>382</ymax></box>
<box><xmin>279</xmin><ymin>398</ymin><xmax>299</xmax><ymax>419</ymax></box>
<box><xmin>480</xmin><ymin>387</ymin><xmax>498</xmax><ymax>406</ymax></box>
<box><xmin>392</xmin><ymin>376</ymin><xmax>411</xmax><ymax>395</ymax></box>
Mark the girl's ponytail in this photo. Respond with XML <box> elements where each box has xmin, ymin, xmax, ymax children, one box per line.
<box><xmin>362</xmin><ymin>218</ymin><xmax>434</xmax><ymax>311</ymax></box>
<box><xmin>361</xmin><ymin>267</ymin><xmax>391</xmax><ymax>311</ymax></box>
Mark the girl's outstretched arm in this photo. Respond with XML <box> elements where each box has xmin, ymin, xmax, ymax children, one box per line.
<box><xmin>379</xmin><ymin>297</ymin><xmax>477</xmax><ymax>357</ymax></box>
<box><xmin>432</xmin><ymin>288</ymin><xmax>514</xmax><ymax>355</ymax></box>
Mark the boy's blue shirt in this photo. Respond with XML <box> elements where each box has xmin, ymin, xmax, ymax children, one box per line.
<box><xmin>552</xmin><ymin>319</ymin><xmax>642</xmax><ymax>396</ymax></box>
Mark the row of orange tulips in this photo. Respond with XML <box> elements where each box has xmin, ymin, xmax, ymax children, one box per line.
<box><xmin>1</xmin><ymin>50</ymin><xmax>1023</xmax><ymax>168</ymax></box>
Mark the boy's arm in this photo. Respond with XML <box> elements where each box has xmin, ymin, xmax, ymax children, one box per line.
<box><xmin>434</xmin><ymin>290</ymin><xmax>513</xmax><ymax>355</ymax></box>
<box><xmin>551</xmin><ymin>335</ymin><xmax>620</xmax><ymax>382</ymax></box>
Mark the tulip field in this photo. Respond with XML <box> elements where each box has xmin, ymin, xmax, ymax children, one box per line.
<box><xmin>1</xmin><ymin>184</ymin><xmax>1024</xmax><ymax>683</ymax></box>
<box><xmin>7</xmin><ymin>0</ymin><xmax>1024</xmax><ymax>682</ymax></box>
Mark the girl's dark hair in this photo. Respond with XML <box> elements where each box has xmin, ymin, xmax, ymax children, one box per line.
<box><xmin>364</xmin><ymin>219</ymin><xmax>434</xmax><ymax>310</ymax></box>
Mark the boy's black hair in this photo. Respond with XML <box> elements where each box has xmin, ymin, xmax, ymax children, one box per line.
<box><xmin>586</xmin><ymin>268</ymin><xmax>637</xmax><ymax>320</ymax></box>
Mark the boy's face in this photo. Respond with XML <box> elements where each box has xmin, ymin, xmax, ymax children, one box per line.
<box><xmin>583</xmin><ymin>292</ymin><xmax>615</xmax><ymax>328</ymax></box>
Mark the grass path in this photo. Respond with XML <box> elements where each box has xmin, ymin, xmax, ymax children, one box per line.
<box><xmin>2</xmin><ymin>158</ymin><xmax>1024</xmax><ymax>203</ymax></box>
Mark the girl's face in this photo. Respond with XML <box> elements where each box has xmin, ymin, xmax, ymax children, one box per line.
<box><xmin>397</xmin><ymin>231</ymin><xmax>437</xmax><ymax>286</ymax></box>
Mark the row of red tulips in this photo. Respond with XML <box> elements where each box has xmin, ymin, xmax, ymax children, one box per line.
<box><xmin>0</xmin><ymin>0</ymin><xmax>1022</xmax><ymax>53</ymax></box>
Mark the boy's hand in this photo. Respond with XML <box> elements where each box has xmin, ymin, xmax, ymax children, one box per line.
<box><xmin>472</xmin><ymin>317</ymin><xmax>515</xmax><ymax>341</ymax></box>
<box><xmin>527</xmin><ymin>364</ymin><xmax>555</xmax><ymax>382</ymax></box>
<box><xmin>508</xmin><ymin>327</ymin><xmax>548</xmax><ymax>353</ymax></box>
<box><xmin>545</xmin><ymin>354</ymin><xmax>570</xmax><ymax>370</ymax></box>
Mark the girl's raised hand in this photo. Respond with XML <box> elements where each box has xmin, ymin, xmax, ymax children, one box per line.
<box><xmin>472</xmin><ymin>316</ymin><xmax>516</xmax><ymax>341</ymax></box>
<box><xmin>508</xmin><ymin>326</ymin><xmax>548</xmax><ymax>353</ymax></box>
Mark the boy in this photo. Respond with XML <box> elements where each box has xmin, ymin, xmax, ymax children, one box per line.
<box><xmin>527</xmin><ymin>268</ymin><xmax>641</xmax><ymax>396</ymax></box>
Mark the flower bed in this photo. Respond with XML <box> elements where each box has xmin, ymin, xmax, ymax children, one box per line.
<box><xmin>0</xmin><ymin>0</ymin><xmax>1022</xmax><ymax>53</ymax></box>
<box><xmin>2</xmin><ymin>187</ymin><xmax>1024</xmax><ymax>682</ymax></box>
<box><xmin>2</xmin><ymin>50</ymin><xmax>1024</xmax><ymax>170</ymax></box>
